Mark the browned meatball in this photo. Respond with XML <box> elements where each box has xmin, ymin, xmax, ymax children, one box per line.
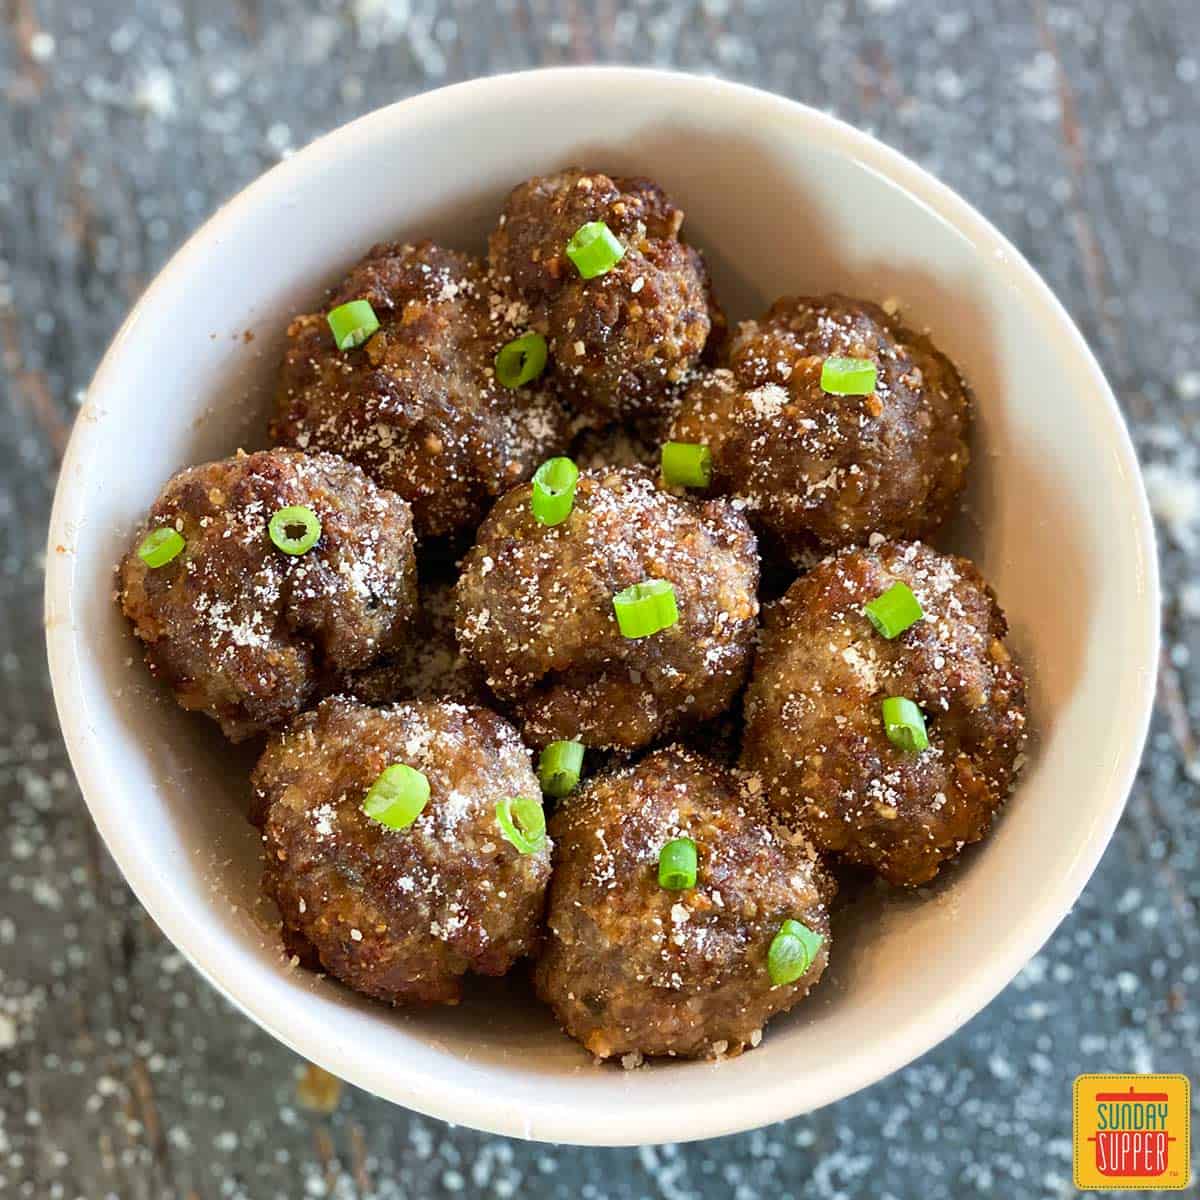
<box><xmin>118</xmin><ymin>449</ymin><xmax>417</xmax><ymax>742</ymax></box>
<box><xmin>454</xmin><ymin>467</ymin><xmax>759</xmax><ymax>751</ymax></box>
<box><xmin>742</xmin><ymin>541</ymin><xmax>1027</xmax><ymax>886</ymax></box>
<box><xmin>669</xmin><ymin>295</ymin><xmax>970</xmax><ymax>562</ymax></box>
<box><xmin>272</xmin><ymin>240</ymin><xmax>571</xmax><ymax>540</ymax></box>
<box><xmin>489</xmin><ymin>169</ymin><xmax>722</xmax><ymax>423</ymax></box>
<box><xmin>255</xmin><ymin>697</ymin><xmax>552</xmax><ymax>1006</ymax></box>
<box><xmin>534</xmin><ymin>746</ymin><xmax>833</xmax><ymax>1062</ymax></box>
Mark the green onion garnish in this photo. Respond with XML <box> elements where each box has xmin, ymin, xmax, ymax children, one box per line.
<box><xmin>538</xmin><ymin>740</ymin><xmax>584</xmax><ymax>798</ymax></box>
<box><xmin>565</xmin><ymin>221</ymin><xmax>625</xmax><ymax>280</ymax></box>
<box><xmin>820</xmin><ymin>356</ymin><xmax>877</xmax><ymax>396</ymax></box>
<box><xmin>137</xmin><ymin>527</ymin><xmax>185</xmax><ymax>568</ymax></box>
<box><xmin>530</xmin><ymin>457</ymin><xmax>579</xmax><ymax>526</ymax></box>
<box><xmin>495</xmin><ymin>331</ymin><xmax>548</xmax><ymax>388</ymax></box>
<box><xmin>268</xmin><ymin>506</ymin><xmax>322</xmax><ymax>556</ymax></box>
<box><xmin>767</xmin><ymin>918</ymin><xmax>824</xmax><ymax>986</ymax></box>
<box><xmin>658</xmin><ymin>838</ymin><xmax>698</xmax><ymax>890</ymax></box>
<box><xmin>661</xmin><ymin>442</ymin><xmax>712</xmax><ymax>489</ymax></box>
<box><xmin>362</xmin><ymin>763</ymin><xmax>430</xmax><ymax>830</ymax></box>
<box><xmin>327</xmin><ymin>299</ymin><xmax>380</xmax><ymax>350</ymax></box>
<box><xmin>864</xmin><ymin>581</ymin><xmax>923</xmax><ymax>639</ymax></box>
<box><xmin>495</xmin><ymin>796</ymin><xmax>547</xmax><ymax>855</ymax></box>
<box><xmin>612</xmin><ymin>579</ymin><xmax>679</xmax><ymax>639</ymax></box>
<box><xmin>881</xmin><ymin>696</ymin><xmax>929</xmax><ymax>753</ymax></box>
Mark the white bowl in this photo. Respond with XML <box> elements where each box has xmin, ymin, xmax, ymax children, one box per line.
<box><xmin>45</xmin><ymin>68</ymin><xmax>1159</xmax><ymax>1145</ymax></box>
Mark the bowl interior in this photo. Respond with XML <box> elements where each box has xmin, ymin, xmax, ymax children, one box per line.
<box><xmin>46</xmin><ymin>70</ymin><xmax>1157</xmax><ymax>1145</ymax></box>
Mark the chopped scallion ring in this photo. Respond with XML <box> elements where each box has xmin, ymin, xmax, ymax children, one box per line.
<box><xmin>362</xmin><ymin>763</ymin><xmax>430</xmax><ymax>830</ymax></box>
<box><xmin>531</xmin><ymin>457</ymin><xmax>579</xmax><ymax>526</ymax></box>
<box><xmin>820</xmin><ymin>356</ymin><xmax>877</xmax><ymax>396</ymax></box>
<box><xmin>137</xmin><ymin>527</ymin><xmax>185</xmax><ymax>568</ymax></box>
<box><xmin>612</xmin><ymin>579</ymin><xmax>679</xmax><ymax>639</ymax></box>
<box><xmin>538</xmin><ymin>740</ymin><xmax>584</xmax><ymax>798</ymax></box>
<box><xmin>268</xmin><ymin>506</ymin><xmax>322</xmax><ymax>555</ymax></box>
<box><xmin>767</xmin><ymin>918</ymin><xmax>824</xmax><ymax>986</ymax></box>
<box><xmin>495</xmin><ymin>795</ymin><xmax>547</xmax><ymax>855</ymax></box>
<box><xmin>658</xmin><ymin>837</ymin><xmax>698</xmax><ymax>890</ymax></box>
<box><xmin>661</xmin><ymin>441</ymin><xmax>712</xmax><ymax>489</ymax></box>
<box><xmin>881</xmin><ymin>696</ymin><xmax>930</xmax><ymax>753</ymax></box>
<box><xmin>565</xmin><ymin>221</ymin><xmax>625</xmax><ymax>279</ymax></box>
<box><xmin>864</xmin><ymin>581</ymin><xmax>923</xmax><ymax>639</ymax></box>
<box><xmin>327</xmin><ymin>299</ymin><xmax>380</xmax><ymax>350</ymax></box>
<box><xmin>495</xmin><ymin>331</ymin><xmax>549</xmax><ymax>388</ymax></box>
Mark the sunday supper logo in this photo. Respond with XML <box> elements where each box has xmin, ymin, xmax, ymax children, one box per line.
<box><xmin>1073</xmin><ymin>1075</ymin><xmax>1191</xmax><ymax>1190</ymax></box>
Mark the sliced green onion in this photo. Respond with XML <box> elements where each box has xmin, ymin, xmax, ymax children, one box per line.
<box><xmin>495</xmin><ymin>331</ymin><xmax>548</xmax><ymax>388</ymax></box>
<box><xmin>565</xmin><ymin>221</ymin><xmax>625</xmax><ymax>280</ymax></box>
<box><xmin>137</xmin><ymin>527</ymin><xmax>185</xmax><ymax>568</ymax></box>
<box><xmin>881</xmin><ymin>696</ymin><xmax>930</xmax><ymax>753</ymax></box>
<box><xmin>820</xmin><ymin>356</ymin><xmax>877</xmax><ymax>396</ymax></box>
<box><xmin>767</xmin><ymin>918</ymin><xmax>825</xmax><ymax>986</ymax></box>
<box><xmin>531</xmin><ymin>457</ymin><xmax>579</xmax><ymax>526</ymax></box>
<box><xmin>612</xmin><ymin>579</ymin><xmax>679</xmax><ymax>639</ymax></box>
<box><xmin>268</xmin><ymin>505</ymin><xmax>322</xmax><ymax>555</ymax></box>
<box><xmin>362</xmin><ymin>763</ymin><xmax>430</xmax><ymax>830</ymax></box>
<box><xmin>538</xmin><ymin>740</ymin><xmax>584</xmax><ymax>798</ymax></box>
<box><xmin>661</xmin><ymin>442</ymin><xmax>712</xmax><ymax>489</ymax></box>
<box><xmin>658</xmin><ymin>838</ymin><xmax>698</xmax><ymax>890</ymax></box>
<box><xmin>496</xmin><ymin>795</ymin><xmax>547</xmax><ymax>855</ymax></box>
<box><xmin>864</xmin><ymin>581</ymin><xmax>923</xmax><ymax>639</ymax></box>
<box><xmin>327</xmin><ymin>299</ymin><xmax>380</xmax><ymax>350</ymax></box>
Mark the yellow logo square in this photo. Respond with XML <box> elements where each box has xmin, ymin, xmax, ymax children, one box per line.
<box><xmin>1074</xmin><ymin>1074</ymin><xmax>1191</xmax><ymax>1190</ymax></box>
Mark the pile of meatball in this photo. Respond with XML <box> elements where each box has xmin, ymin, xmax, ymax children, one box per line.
<box><xmin>118</xmin><ymin>168</ymin><xmax>1028</xmax><ymax>1065</ymax></box>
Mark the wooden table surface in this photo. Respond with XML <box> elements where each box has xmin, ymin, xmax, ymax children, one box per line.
<box><xmin>2</xmin><ymin>2</ymin><xmax>1197</xmax><ymax>1197</ymax></box>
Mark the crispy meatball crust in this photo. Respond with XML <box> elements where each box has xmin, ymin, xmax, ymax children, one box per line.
<box><xmin>271</xmin><ymin>240</ymin><xmax>571</xmax><ymax>539</ymax></box>
<box><xmin>118</xmin><ymin>449</ymin><xmax>417</xmax><ymax>742</ymax></box>
<box><xmin>669</xmin><ymin>295</ymin><xmax>970</xmax><ymax>560</ymax></box>
<box><xmin>255</xmin><ymin>697</ymin><xmax>552</xmax><ymax>1005</ymax></box>
<box><xmin>742</xmin><ymin>541</ymin><xmax>1027</xmax><ymax>886</ymax></box>
<box><xmin>454</xmin><ymin>466</ymin><xmax>759</xmax><ymax>752</ymax></box>
<box><xmin>489</xmin><ymin>169</ymin><xmax>722</xmax><ymax>423</ymax></box>
<box><xmin>534</xmin><ymin>746</ymin><xmax>833</xmax><ymax>1061</ymax></box>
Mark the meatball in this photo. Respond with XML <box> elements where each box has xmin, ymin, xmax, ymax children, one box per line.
<box><xmin>272</xmin><ymin>240</ymin><xmax>572</xmax><ymax>540</ymax></box>
<box><xmin>741</xmin><ymin>541</ymin><xmax>1027</xmax><ymax>886</ymax></box>
<box><xmin>455</xmin><ymin>466</ymin><xmax>759</xmax><ymax>751</ymax></box>
<box><xmin>668</xmin><ymin>295</ymin><xmax>970</xmax><ymax>561</ymax></box>
<box><xmin>255</xmin><ymin>697</ymin><xmax>552</xmax><ymax>1006</ymax></box>
<box><xmin>489</xmin><ymin>169</ymin><xmax>722</xmax><ymax>423</ymax></box>
<box><xmin>534</xmin><ymin>745</ymin><xmax>833</xmax><ymax>1062</ymax></box>
<box><xmin>118</xmin><ymin>449</ymin><xmax>417</xmax><ymax>742</ymax></box>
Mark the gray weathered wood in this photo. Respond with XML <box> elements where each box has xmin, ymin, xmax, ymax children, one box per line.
<box><xmin>1</xmin><ymin>1</ymin><xmax>1197</xmax><ymax>1197</ymax></box>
